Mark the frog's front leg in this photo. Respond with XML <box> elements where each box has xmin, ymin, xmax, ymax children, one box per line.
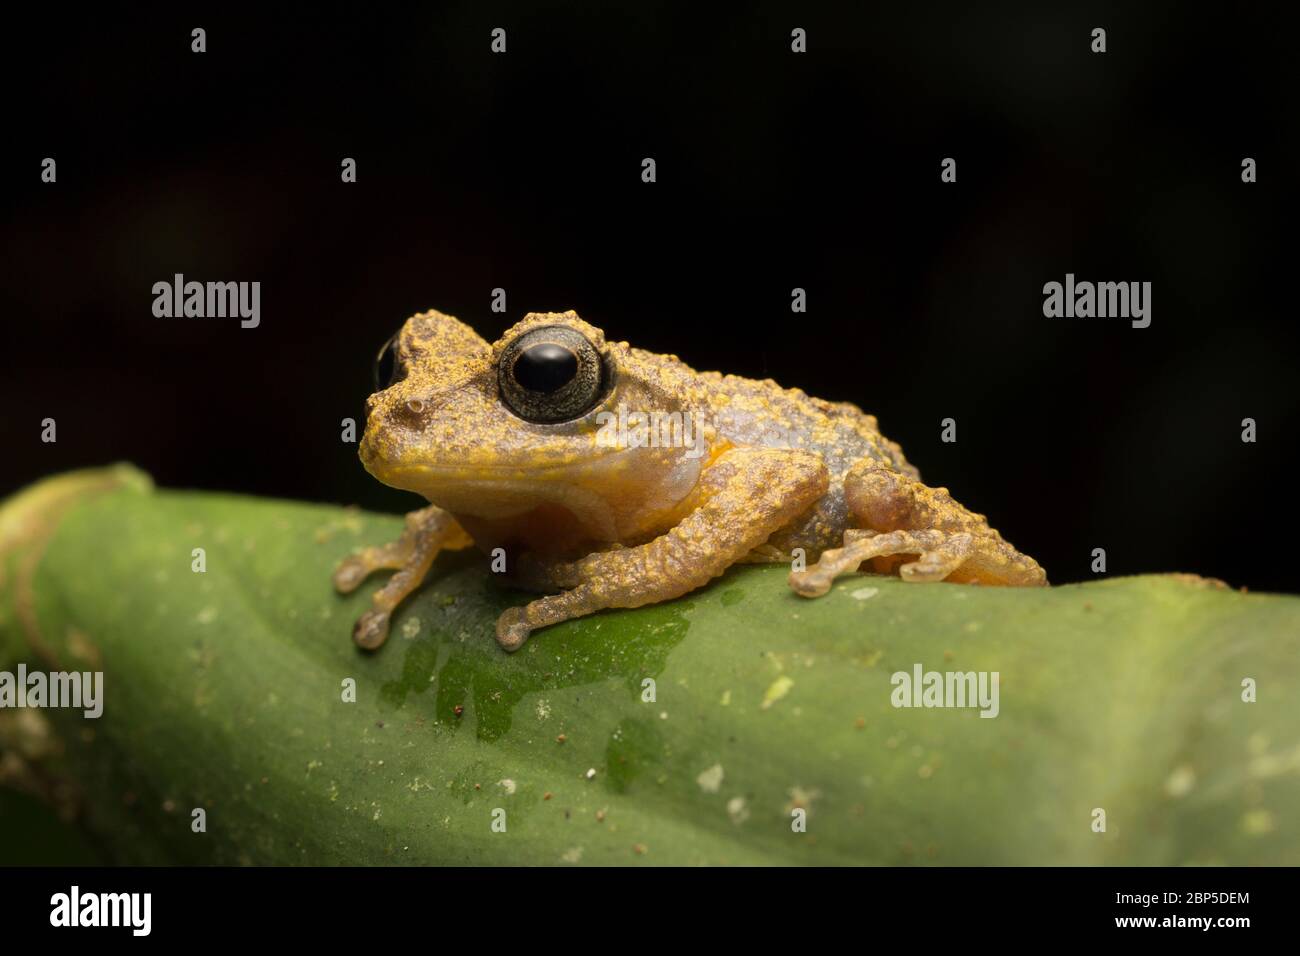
<box><xmin>789</xmin><ymin>460</ymin><xmax>1046</xmax><ymax>597</ymax></box>
<box><xmin>333</xmin><ymin>504</ymin><xmax>473</xmax><ymax>649</ymax></box>
<box><xmin>494</xmin><ymin>448</ymin><xmax>829</xmax><ymax>651</ymax></box>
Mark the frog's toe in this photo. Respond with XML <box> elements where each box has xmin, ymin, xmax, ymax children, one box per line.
<box><xmin>788</xmin><ymin>568</ymin><xmax>833</xmax><ymax>598</ymax></box>
<box><xmin>495</xmin><ymin>607</ymin><xmax>532</xmax><ymax>652</ymax></box>
<box><xmin>333</xmin><ymin>556</ymin><xmax>369</xmax><ymax>594</ymax></box>
<box><xmin>353</xmin><ymin>609</ymin><xmax>391</xmax><ymax>650</ymax></box>
<box><xmin>898</xmin><ymin>549</ymin><xmax>968</xmax><ymax>583</ymax></box>
<box><xmin>898</xmin><ymin>561</ymin><xmax>957</xmax><ymax>582</ymax></box>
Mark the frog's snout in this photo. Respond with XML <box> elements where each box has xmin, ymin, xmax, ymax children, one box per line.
<box><xmin>357</xmin><ymin>389</ymin><xmax>449</xmax><ymax>481</ymax></box>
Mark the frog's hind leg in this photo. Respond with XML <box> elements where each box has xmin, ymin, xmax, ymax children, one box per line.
<box><xmin>788</xmin><ymin>461</ymin><xmax>1046</xmax><ymax>597</ymax></box>
<box><xmin>333</xmin><ymin>505</ymin><xmax>472</xmax><ymax>649</ymax></box>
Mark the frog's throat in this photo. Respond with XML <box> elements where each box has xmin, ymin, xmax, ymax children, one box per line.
<box><xmin>370</xmin><ymin>450</ymin><xmax>704</xmax><ymax>546</ymax></box>
<box><xmin>371</xmin><ymin>465</ymin><xmax>624</xmax><ymax>541</ymax></box>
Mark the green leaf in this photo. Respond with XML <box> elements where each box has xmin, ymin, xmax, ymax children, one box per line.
<box><xmin>1</xmin><ymin>465</ymin><xmax>1297</xmax><ymax>865</ymax></box>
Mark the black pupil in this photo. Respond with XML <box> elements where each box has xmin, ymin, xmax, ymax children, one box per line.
<box><xmin>374</xmin><ymin>334</ymin><xmax>397</xmax><ymax>390</ymax></box>
<box><xmin>513</xmin><ymin>343</ymin><xmax>578</xmax><ymax>393</ymax></box>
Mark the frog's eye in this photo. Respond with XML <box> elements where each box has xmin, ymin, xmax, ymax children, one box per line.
<box><xmin>373</xmin><ymin>330</ymin><xmax>402</xmax><ymax>392</ymax></box>
<box><xmin>498</xmin><ymin>325</ymin><xmax>608</xmax><ymax>424</ymax></box>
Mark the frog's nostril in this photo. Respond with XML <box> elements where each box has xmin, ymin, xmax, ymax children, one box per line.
<box><xmin>390</xmin><ymin>395</ymin><xmax>432</xmax><ymax>429</ymax></box>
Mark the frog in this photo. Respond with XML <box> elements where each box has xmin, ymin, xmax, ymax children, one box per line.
<box><xmin>335</xmin><ymin>309</ymin><xmax>1047</xmax><ymax>653</ymax></box>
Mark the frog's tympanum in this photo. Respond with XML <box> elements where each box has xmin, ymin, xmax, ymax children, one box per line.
<box><xmin>336</xmin><ymin>310</ymin><xmax>1047</xmax><ymax>652</ymax></box>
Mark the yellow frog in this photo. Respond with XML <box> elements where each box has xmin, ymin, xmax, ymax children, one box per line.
<box><xmin>336</xmin><ymin>310</ymin><xmax>1046</xmax><ymax>652</ymax></box>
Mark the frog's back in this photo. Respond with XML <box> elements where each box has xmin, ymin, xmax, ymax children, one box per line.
<box><xmin>680</xmin><ymin>367</ymin><xmax>919</xmax><ymax>559</ymax></box>
<box><xmin>693</xmin><ymin>370</ymin><xmax>916</xmax><ymax>481</ymax></box>
<box><xmin>619</xmin><ymin>343</ymin><xmax>918</xmax><ymax>481</ymax></box>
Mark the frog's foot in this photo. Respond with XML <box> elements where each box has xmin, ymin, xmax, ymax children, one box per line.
<box><xmin>790</xmin><ymin>456</ymin><xmax>1047</xmax><ymax>595</ymax></box>
<box><xmin>840</xmin><ymin>460</ymin><xmax>1046</xmax><ymax>588</ymax></box>
<box><xmin>493</xmin><ymin>447</ymin><xmax>829</xmax><ymax>651</ymax></box>
<box><xmin>790</xmin><ymin>523</ymin><xmax>1044</xmax><ymax>596</ymax></box>
<box><xmin>334</xmin><ymin>505</ymin><xmax>472</xmax><ymax>650</ymax></box>
<box><xmin>332</xmin><ymin>525</ymin><xmax>417</xmax><ymax>594</ymax></box>
<box><xmin>790</xmin><ymin>529</ymin><xmax>957</xmax><ymax>597</ymax></box>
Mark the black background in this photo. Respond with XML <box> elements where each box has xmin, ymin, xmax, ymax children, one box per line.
<box><xmin>1</xmin><ymin>2</ymin><xmax>1293</xmax><ymax>589</ymax></box>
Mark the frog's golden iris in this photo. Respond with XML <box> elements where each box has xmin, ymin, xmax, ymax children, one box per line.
<box><xmin>496</xmin><ymin>325</ymin><xmax>610</xmax><ymax>424</ymax></box>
